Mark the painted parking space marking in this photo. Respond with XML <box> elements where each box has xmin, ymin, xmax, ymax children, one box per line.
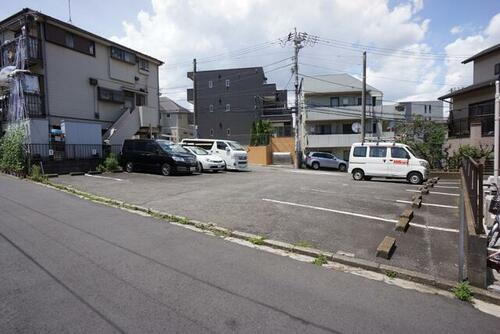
<box><xmin>438</xmin><ymin>181</ymin><xmax>460</xmax><ymax>185</ymax></box>
<box><xmin>434</xmin><ymin>185</ymin><xmax>460</xmax><ymax>189</ymax></box>
<box><xmin>263</xmin><ymin>198</ymin><xmax>459</xmax><ymax>233</ymax></box>
<box><xmin>84</xmin><ymin>174</ymin><xmax>124</xmax><ymax>182</ymax></box>
<box><xmin>285</xmin><ymin>170</ymin><xmax>344</xmax><ymax>176</ymax></box>
<box><xmin>406</xmin><ymin>189</ymin><xmax>459</xmax><ymax>197</ymax></box>
<box><xmin>396</xmin><ymin>200</ymin><xmax>458</xmax><ymax>209</ymax></box>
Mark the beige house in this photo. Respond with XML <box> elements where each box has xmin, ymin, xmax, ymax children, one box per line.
<box><xmin>439</xmin><ymin>43</ymin><xmax>499</xmax><ymax>154</ymax></box>
<box><xmin>0</xmin><ymin>8</ymin><xmax>163</xmax><ymax>147</ymax></box>
<box><xmin>159</xmin><ymin>96</ymin><xmax>195</xmax><ymax>142</ymax></box>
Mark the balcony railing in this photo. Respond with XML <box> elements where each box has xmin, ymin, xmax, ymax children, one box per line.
<box><xmin>305</xmin><ymin>105</ymin><xmax>381</xmax><ymax>121</ymax></box>
<box><xmin>1</xmin><ymin>36</ymin><xmax>42</xmax><ymax>67</ymax></box>
<box><xmin>306</xmin><ymin>134</ymin><xmax>362</xmax><ymax>148</ymax></box>
<box><xmin>0</xmin><ymin>93</ymin><xmax>45</xmax><ymax>121</ymax></box>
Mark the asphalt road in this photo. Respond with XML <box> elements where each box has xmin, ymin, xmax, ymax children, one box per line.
<box><xmin>1</xmin><ymin>174</ymin><xmax>498</xmax><ymax>333</ymax></box>
<box><xmin>55</xmin><ymin>166</ymin><xmax>459</xmax><ymax>280</ymax></box>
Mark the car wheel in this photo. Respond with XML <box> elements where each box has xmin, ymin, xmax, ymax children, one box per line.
<box><xmin>196</xmin><ymin>162</ymin><xmax>203</xmax><ymax>173</ymax></box>
<box><xmin>312</xmin><ymin>162</ymin><xmax>320</xmax><ymax>170</ymax></box>
<box><xmin>352</xmin><ymin>169</ymin><xmax>364</xmax><ymax>181</ymax></box>
<box><xmin>338</xmin><ymin>164</ymin><xmax>347</xmax><ymax>172</ymax></box>
<box><xmin>408</xmin><ymin>172</ymin><xmax>423</xmax><ymax>185</ymax></box>
<box><xmin>125</xmin><ymin>162</ymin><xmax>134</xmax><ymax>173</ymax></box>
<box><xmin>161</xmin><ymin>163</ymin><xmax>172</xmax><ymax>176</ymax></box>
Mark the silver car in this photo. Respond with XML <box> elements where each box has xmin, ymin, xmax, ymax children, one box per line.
<box><xmin>305</xmin><ymin>152</ymin><xmax>348</xmax><ymax>172</ymax></box>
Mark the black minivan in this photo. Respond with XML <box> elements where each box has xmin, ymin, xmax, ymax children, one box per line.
<box><xmin>121</xmin><ymin>139</ymin><xmax>197</xmax><ymax>176</ymax></box>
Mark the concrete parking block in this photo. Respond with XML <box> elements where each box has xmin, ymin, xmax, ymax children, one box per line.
<box><xmin>87</xmin><ymin>171</ymin><xmax>103</xmax><ymax>175</ymax></box>
<box><xmin>396</xmin><ymin>217</ymin><xmax>410</xmax><ymax>232</ymax></box>
<box><xmin>70</xmin><ymin>171</ymin><xmax>85</xmax><ymax>176</ymax></box>
<box><xmin>376</xmin><ymin>236</ymin><xmax>396</xmax><ymax>259</ymax></box>
<box><xmin>401</xmin><ymin>208</ymin><xmax>414</xmax><ymax>220</ymax></box>
<box><xmin>412</xmin><ymin>198</ymin><xmax>422</xmax><ymax>208</ymax></box>
<box><xmin>421</xmin><ymin>188</ymin><xmax>429</xmax><ymax>195</ymax></box>
<box><xmin>411</xmin><ymin>193</ymin><xmax>422</xmax><ymax>201</ymax></box>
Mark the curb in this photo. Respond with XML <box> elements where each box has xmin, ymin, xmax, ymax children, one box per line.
<box><xmin>30</xmin><ymin>178</ymin><xmax>500</xmax><ymax>306</ymax></box>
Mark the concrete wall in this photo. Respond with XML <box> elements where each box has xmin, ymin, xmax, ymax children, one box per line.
<box><xmin>473</xmin><ymin>52</ymin><xmax>500</xmax><ymax>84</ymax></box>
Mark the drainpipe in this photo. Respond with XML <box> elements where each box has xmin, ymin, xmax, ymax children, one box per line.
<box><xmin>494</xmin><ymin>78</ymin><xmax>500</xmax><ymax>185</ymax></box>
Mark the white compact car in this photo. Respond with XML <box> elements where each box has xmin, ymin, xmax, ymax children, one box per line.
<box><xmin>181</xmin><ymin>139</ymin><xmax>248</xmax><ymax>171</ymax></box>
<box><xmin>348</xmin><ymin>142</ymin><xmax>429</xmax><ymax>184</ymax></box>
<box><xmin>183</xmin><ymin>145</ymin><xmax>226</xmax><ymax>172</ymax></box>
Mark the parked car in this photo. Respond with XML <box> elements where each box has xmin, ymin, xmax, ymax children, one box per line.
<box><xmin>305</xmin><ymin>152</ymin><xmax>348</xmax><ymax>172</ymax></box>
<box><xmin>181</xmin><ymin>139</ymin><xmax>248</xmax><ymax>170</ymax></box>
<box><xmin>121</xmin><ymin>139</ymin><xmax>197</xmax><ymax>176</ymax></box>
<box><xmin>182</xmin><ymin>145</ymin><xmax>226</xmax><ymax>172</ymax></box>
<box><xmin>348</xmin><ymin>142</ymin><xmax>429</xmax><ymax>184</ymax></box>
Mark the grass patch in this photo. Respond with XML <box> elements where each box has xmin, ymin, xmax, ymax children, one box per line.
<box><xmin>452</xmin><ymin>281</ymin><xmax>473</xmax><ymax>302</ymax></box>
<box><xmin>294</xmin><ymin>241</ymin><xmax>313</xmax><ymax>248</ymax></box>
<box><xmin>29</xmin><ymin>165</ymin><xmax>48</xmax><ymax>183</ymax></box>
<box><xmin>385</xmin><ymin>270</ymin><xmax>397</xmax><ymax>279</ymax></box>
<box><xmin>249</xmin><ymin>236</ymin><xmax>265</xmax><ymax>245</ymax></box>
<box><xmin>312</xmin><ymin>254</ymin><xmax>328</xmax><ymax>266</ymax></box>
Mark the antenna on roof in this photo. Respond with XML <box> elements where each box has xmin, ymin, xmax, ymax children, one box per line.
<box><xmin>68</xmin><ymin>0</ymin><xmax>73</xmax><ymax>24</ymax></box>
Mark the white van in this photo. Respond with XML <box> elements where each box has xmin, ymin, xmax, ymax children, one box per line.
<box><xmin>348</xmin><ymin>142</ymin><xmax>429</xmax><ymax>184</ymax></box>
<box><xmin>180</xmin><ymin>139</ymin><xmax>248</xmax><ymax>170</ymax></box>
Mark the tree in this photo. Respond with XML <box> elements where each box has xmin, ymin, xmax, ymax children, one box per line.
<box><xmin>395</xmin><ymin>116</ymin><xmax>447</xmax><ymax>169</ymax></box>
<box><xmin>250</xmin><ymin>120</ymin><xmax>274</xmax><ymax>146</ymax></box>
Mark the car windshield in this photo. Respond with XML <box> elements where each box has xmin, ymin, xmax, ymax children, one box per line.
<box><xmin>227</xmin><ymin>141</ymin><xmax>244</xmax><ymax>150</ymax></box>
<box><xmin>157</xmin><ymin>141</ymin><xmax>189</xmax><ymax>154</ymax></box>
<box><xmin>405</xmin><ymin>146</ymin><xmax>420</xmax><ymax>159</ymax></box>
<box><xmin>187</xmin><ymin>146</ymin><xmax>209</xmax><ymax>155</ymax></box>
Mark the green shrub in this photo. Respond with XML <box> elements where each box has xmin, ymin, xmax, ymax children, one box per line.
<box><xmin>30</xmin><ymin>164</ymin><xmax>47</xmax><ymax>183</ymax></box>
<box><xmin>249</xmin><ymin>236</ymin><xmax>265</xmax><ymax>245</ymax></box>
<box><xmin>312</xmin><ymin>254</ymin><xmax>328</xmax><ymax>266</ymax></box>
<box><xmin>452</xmin><ymin>281</ymin><xmax>473</xmax><ymax>302</ymax></box>
<box><xmin>446</xmin><ymin>145</ymin><xmax>492</xmax><ymax>170</ymax></box>
<box><xmin>102</xmin><ymin>153</ymin><xmax>119</xmax><ymax>172</ymax></box>
<box><xmin>0</xmin><ymin>125</ymin><xmax>27</xmax><ymax>175</ymax></box>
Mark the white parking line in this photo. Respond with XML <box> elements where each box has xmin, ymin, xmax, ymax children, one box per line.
<box><xmin>437</xmin><ymin>182</ymin><xmax>460</xmax><ymax>185</ymax></box>
<box><xmin>406</xmin><ymin>189</ymin><xmax>459</xmax><ymax>197</ymax></box>
<box><xmin>396</xmin><ymin>200</ymin><xmax>458</xmax><ymax>209</ymax></box>
<box><xmin>262</xmin><ymin>198</ymin><xmax>398</xmax><ymax>223</ymax></box>
<box><xmin>285</xmin><ymin>170</ymin><xmax>344</xmax><ymax>176</ymax></box>
<box><xmin>434</xmin><ymin>185</ymin><xmax>460</xmax><ymax>189</ymax></box>
<box><xmin>263</xmin><ymin>198</ymin><xmax>459</xmax><ymax>233</ymax></box>
<box><xmin>84</xmin><ymin>174</ymin><xmax>124</xmax><ymax>182</ymax></box>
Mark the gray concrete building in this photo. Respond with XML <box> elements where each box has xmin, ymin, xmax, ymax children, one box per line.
<box><xmin>159</xmin><ymin>96</ymin><xmax>195</xmax><ymax>142</ymax></box>
<box><xmin>187</xmin><ymin>67</ymin><xmax>290</xmax><ymax>145</ymax></box>
<box><xmin>0</xmin><ymin>8</ymin><xmax>163</xmax><ymax>147</ymax></box>
<box><xmin>391</xmin><ymin>100</ymin><xmax>444</xmax><ymax>122</ymax></box>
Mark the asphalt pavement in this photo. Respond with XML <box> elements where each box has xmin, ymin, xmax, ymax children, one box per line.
<box><xmin>1</xmin><ymin>174</ymin><xmax>498</xmax><ymax>333</ymax></box>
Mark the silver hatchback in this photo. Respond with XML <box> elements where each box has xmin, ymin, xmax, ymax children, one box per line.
<box><xmin>305</xmin><ymin>152</ymin><xmax>348</xmax><ymax>172</ymax></box>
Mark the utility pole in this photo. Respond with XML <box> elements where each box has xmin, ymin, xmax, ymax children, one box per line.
<box><xmin>193</xmin><ymin>58</ymin><xmax>198</xmax><ymax>138</ymax></box>
<box><xmin>494</xmin><ymin>78</ymin><xmax>499</xmax><ymax>184</ymax></box>
<box><xmin>361</xmin><ymin>51</ymin><xmax>366</xmax><ymax>143</ymax></box>
<box><xmin>283</xmin><ymin>29</ymin><xmax>316</xmax><ymax>168</ymax></box>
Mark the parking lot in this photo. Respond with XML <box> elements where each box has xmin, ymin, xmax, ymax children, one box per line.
<box><xmin>54</xmin><ymin>166</ymin><xmax>460</xmax><ymax>281</ymax></box>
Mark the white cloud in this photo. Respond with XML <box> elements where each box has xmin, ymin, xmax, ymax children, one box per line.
<box><xmin>450</xmin><ymin>25</ymin><xmax>463</xmax><ymax>35</ymax></box>
<box><xmin>109</xmin><ymin>0</ymin><xmax>499</xmax><ymax>108</ymax></box>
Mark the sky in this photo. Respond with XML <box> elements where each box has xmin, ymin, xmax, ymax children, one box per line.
<box><xmin>2</xmin><ymin>0</ymin><xmax>500</xmax><ymax>110</ymax></box>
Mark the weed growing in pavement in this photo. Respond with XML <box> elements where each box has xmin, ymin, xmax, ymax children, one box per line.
<box><xmin>312</xmin><ymin>254</ymin><xmax>328</xmax><ymax>266</ymax></box>
<box><xmin>385</xmin><ymin>270</ymin><xmax>397</xmax><ymax>279</ymax></box>
<box><xmin>294</xmin><ymin>241</ymin><xmax>312</xmax><ymax>248</ymax></box>
<box><xmin>249</xmin><ymin>236</ymin><xmax>265</xmax><ymax>245</ymax></box>
<box><xmin>452</xmin><ymin>281</ymin><xmax>473</xmax><ymax>302</ymax></box>
<box><xmin>29</xmin><ymin>165</ymin><xmax>48</xmax><ymax>183</ymax></box>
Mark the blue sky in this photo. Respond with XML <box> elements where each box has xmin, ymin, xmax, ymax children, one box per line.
<box><xmin>2</xmin><ymin>1</ymin><xmax>500</xmax><ymax>105</ymax></box>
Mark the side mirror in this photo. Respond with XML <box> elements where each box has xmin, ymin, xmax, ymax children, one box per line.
<box><xmin>225</xmin><ymin>147</ymin><xmax>230</xmax><ymax>152</ymax></box>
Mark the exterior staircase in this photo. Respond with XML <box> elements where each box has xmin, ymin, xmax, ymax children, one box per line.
<box><xmin>103</xmin><ymin>106</ymin><xmax>159</xmax><ymax>146</ymax></box>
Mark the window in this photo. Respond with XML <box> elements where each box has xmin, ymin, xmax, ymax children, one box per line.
<box><xmin>136</xmin><ymin>94</ymin><xmax>146</xmax><ymax>106</ymax></box>
<box><xmin>391</xmin><ymin>147</ymin><xmax>410</xmax><ymax>159</ymax></box>
<box><xmin>353</xmin><ymin>147</ymin><xmax>367</xmax><ymax>157</ymax></box>
<box><xmin>371</xmin><ymin>96</ymin><xmax>376</xmax><ymax>106</ymax></box>
<box><xmin>495</xmin><ymin>63</ymin><xmax>500</xmax><ymax>75</ymax></box>
<box><xmin>469</xmin><ymin>100</ymin><xmax>494</xmax><ymax>136</ymax></box>
<box><xmin>98</xmin><ymin>87</ymin><xmax>124</xmax><ymax>103</ymax></box>
<box><xmin>209</xmin><ymin>104</ymin><xmax>214</xmax><ymax>112</ymax></box>
<box><xmin>330</xmin><ymin>97</ymin><xmax>339</xmax><ymax>107</ymax></box>
<box><xmin>369</xmin><ymin>147</ymin><xmax>387</xmax><ymax>158</ymax></box>
<box><xmin>45</xmin><ymin>24</ymin><xmax>95</xmax><ymax>56</ymax></box>
<box><xmin>342</xmin><ymin>98</ymin><xmax>349</xmax><ymax>106</ymax></box>
<box><xmin>110</xmin><ymin>46</ymin><xmax>136</xmax><ymax>64</ymax></box>
<box><xmin>225</xmin><ymin>104</ymin><xmax>230</xmax><ymax>112</ymax></box>
<box><xmin>138</xmin><ymin>58</ymin><xmax>149</xmax><ymax>71</ymax></box>
<box><xmin>144</xmin><ymin>142</ymin><xmax>157</xmax><ymax>153</ymax></box>
<box><xmin>429</xmin><ymin>105</ymin><xmax>432</xmax><ymax>112</ymax></box>
<box><xmin>217</xmin><ymin>141</ymin><xmax>227</xmax><ymax>150</ymax></box>
<box><xmin>357</xmin><ymin>97</ymin><xmax>362</xmax><ymax>106</ymax></box>
<box><xmin>225</xmin><ymin>79</ymin><xmax>230</xmax><ymax>87</ymax></box>
<box><xmin>227</xmin><ymin>128</ymin><xmax>231</xmax><ymax>136</ymax></box>
<box><xmin>208</xmin><ymin>80</ymin><xmax>213</xmax><ymax>88</ymax></box>
<box><xmin>210</xmin><ymin>129</ymin><xmax>214</xmax><ymax>136</ymax></box>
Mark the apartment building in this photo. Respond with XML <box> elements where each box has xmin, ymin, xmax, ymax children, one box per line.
<box><xmin>0</xmin><ymin>8</ymin><xmax>163</xmax><ymax>148</ymax></box>
<box><xmin>391</xmin><ymin>100</ymin><xmax>444</xmax><ymax>122</ymax></box>
<box><xmin>301</xmin><ymin>73</ymin><xmax>385</xmax><ymax>161</ymax></box>
<box><xmin>187</xmin><ymin>67</ymin><xmax>290</xmax><ymax>144</ymax></box>
<box><xmin>439</xmin><ymin>43</ymin><xmax>499</xmax><ymax>154</ymax></box>
<box><xmin>159</xmin><ymin>96</ymin><xmax>195</xmax><ymax>142</ymax></box>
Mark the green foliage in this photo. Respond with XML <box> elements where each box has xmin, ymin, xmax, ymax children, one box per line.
<box><xmin>249</xmin><ymin>236</ymin><xmax>265</xmax><ymax>245</ymax></box>
<box><xmin>30</xmin><ymin>164</ymin><xmax>47</xmax><ymax>183</ymax></box>
<box><xmin>452</xmin><ymin>281</ymin><xmax>473</xmax><ymax>302</ymax></box>
<box><xmin>250</xmin><ymin>120</ymin><xmax>274</xmax><ymax>146</ymax></box>
<box><xmin>446</xmin><ymin>144</ymin><xmax>492</xmax><ymax>170</ymax></box>
<box><xmin>385</xmin><ymin>270</ymin><xmax>397</xmax><ymax>279</ymax></box>
<box><xmin>312</xmin><ymin>254</ymin><xmax>328</xmax><ymax>266</ymax></box>
<box><xmin>396</xmin><ymin>116</ymin><xmax>447</xmax><ymax>169</ymax></box>
<box><xmin>0</xmin><ymin>125</ymin><xmax>27</xmax><ymax>175</ymax></box>
<box><xmin>103</xmin><ymin>153</ymin><xmax>120</xmax><ymax>171</ymax></box>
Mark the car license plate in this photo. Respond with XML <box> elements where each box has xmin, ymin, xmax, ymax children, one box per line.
<box><xmin>190</xmin><ymin>167</ymin><xmax>196</xmax><ymax>172</ymax></box>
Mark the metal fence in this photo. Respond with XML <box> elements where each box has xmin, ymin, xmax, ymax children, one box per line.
<box><xmin>461</xmin><ymin>156</ymin><xmax>484</xmax><ymax>234</ymax></box>
<box><xmin>27</xmin><ymin>143</ymin><xmax>122</xmax><ymax>161</ymax></box>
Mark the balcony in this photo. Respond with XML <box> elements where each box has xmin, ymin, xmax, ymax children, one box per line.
<box><xmin>306</xmin><ymin>134</ymin><xmax>361</xmax><ymax>148</ymax></box>
<box><xmin>1</xmin><ymin>36</ymin><xmax>42</xmax><ymax>67</ymax></box>
<box><xmin>305</xmin><ymin>105</ymin><xmax>381</xmax><ymax>121</ymax></box>
<box><xmin>0</xmin><ymin>93</ymin><xmax>45</xmax><ymax>121</ymax></box>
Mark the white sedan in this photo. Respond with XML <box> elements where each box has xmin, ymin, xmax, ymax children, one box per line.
<box><xmin>183</xmin><ymin>145</ymin><xmax>226</xmax><ymax>172</ymax></box>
